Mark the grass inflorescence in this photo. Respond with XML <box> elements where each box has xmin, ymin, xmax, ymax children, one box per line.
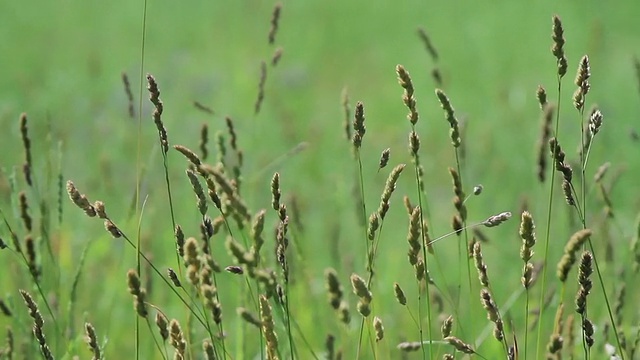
<box><xmin>1</xmin><ymin>5</ymin><xmax>638</xmax><ymax>360</ymax></box>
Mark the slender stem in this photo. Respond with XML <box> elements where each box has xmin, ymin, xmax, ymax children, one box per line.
<box><xmin>135</xmin><ymin>0</ymin><xmax>148</xmax><ymax>357</ymax></box>
<box><xmin>535</xmin><ymin>73</ymin><xmax>562</xmax><ymax>360</ymax></box>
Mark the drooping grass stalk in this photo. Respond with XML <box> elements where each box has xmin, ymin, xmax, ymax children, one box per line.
<box><xmin>66</xmin><ymin>182</ymin><xmax>214</xmax><ymax>343</ymax></box>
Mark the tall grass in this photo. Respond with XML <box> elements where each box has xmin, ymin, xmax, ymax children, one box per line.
<box><xmin>1</xmin><ymin>3</ymin><xmax>639</xmax><ymax>360</ymax></box>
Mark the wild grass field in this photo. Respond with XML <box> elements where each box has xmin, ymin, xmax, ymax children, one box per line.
<box><xmin>1</xmin><ymin>1</ymin><xmax>639</xmax><ymax>359</ymax></box>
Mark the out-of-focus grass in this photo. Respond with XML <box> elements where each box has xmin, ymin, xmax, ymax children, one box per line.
<box><xmin>1</xmin><ymin>0</ymin><xmax>639</xmax><ymax>358</ymax></box>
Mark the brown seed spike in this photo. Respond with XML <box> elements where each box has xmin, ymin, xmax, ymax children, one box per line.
<box><xmin>551</xmin><ymin>15</ymin><xmax>568</xmax><ymax>77</ymax></box>
<box><xmin>146</xmin><ymin>74</ymin><xmax>169</xmax><ymax>153</ymax></box>
<box><xmin>19</xmin><ymin>113</ymin><xmax>33</xmax><ymax>186</ymax></box>
<box><xmin>417</xmin><ymin>27</ymin><xmax>438</xmax><ymax>61</ymax></box>
<box><xmin>268</xmin><ymin>2</ymin><xmax>282</xmax><ymax>45</ymax></box>
<box><xmin>255</xmin><ymin>60</ymin><xmax>267</xmax><ymax>115</ymax></box>
<box><xmin>121</xmin><ymin>72</ymin><xmax>135</xmax><ymax>118</ymax></box>
<box><xmin>352</xmin><ymin>101</ymin><xmax>366</xmax><ymax>149</ymax></box>
<box><xmin>435</xmin><ymin>89</ymin><xmax>461</xmax><ymax>147</ymax></box>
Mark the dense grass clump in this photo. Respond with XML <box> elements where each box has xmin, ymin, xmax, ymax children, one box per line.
<box><xmin>1</xmin><ymin>2</ymin><xmax>640</xmax><ymax>359</ymax></box>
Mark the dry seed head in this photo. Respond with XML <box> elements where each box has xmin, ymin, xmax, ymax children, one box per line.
<box><xmin>373</xmin><ymin>316</ymin><xmax>384</xmax><ymax>342</ymax></box>
<box><xmin>199</xmin><ymin>123</ymin><xmax>209</xmax><ymax>160</ymax></box>
<box><xmin>0</xmin><ymin>299</ymin><xmax>11</xmax><ymax>316</ymax></box>
<box><xmin>25</xmin><ymin>235</ymin><xmax>39</xmax><ymax>280</ymax></box>
<box><xmin>431</xmin><ymin>67</ymin><xmax>443</xmax><ymax>85</ymax></box>
<box><xmin>18</xmin><ymin>192</ymin><xmax>32</xmax><ymax>232</ymax></box>
<box><xmin>551</xmin><ymin>15</ymin><xmax>568</xmax><ymax>77</ymax></box>
<box><xmin>574</xmin><ymin>55</ymin><xmax>591</xmax><ymax>91</ymax></box>
<box><xmin>577</xmin><ymin>251</ymin><xmax>593</xmax><ymax>292</ymax></box>
<box><xmin>146</xmin><ymin>74</ymin><xmax>169</xmax><ymax>153</ymax></box>
<box><xmin>537</xmin><ymin>103</ymin><xmax>555</xmax><ymax>183</ymax></box>
<box><xmin>444</xmin><ymin>336</ymin><xmax>475</xmax><ymax>354</ymax></box>
<box><xmin>441</xmin><ymin>315</ymin><xmax>453</xmax><ymax>338</ymax></box>
<box><xmin>473</xmin><ymin>242</ymin><xmax>489</xmax><ymax>287</ymax></box>
<box><xmin>378</xmin><ymin>163</ymin><xmax>405</xmax><ymax>219</ymax></box>
<box><xmin>175</xmin><ymin>225</ymin><xmax>185</xmax><ymax>258</ymax></box>
<box><xmin>254</xmin><ymin>60</ymin><xmax>267</xmax><ymax>115</ymax></box>
<box><xmin>155</xmin><ymin>312</ymin><xmax>169</xmax><ymax>341</ymax></box>
<box><xmin>536</xmin><ymin>85</ymin><xmax>547</xmax><ymax>109</ymax></box>
<box><xmin>66</xmin><ymin>180</ymin><xmax>96</xmax><ymax>217</ymax></box>
<box><xmin>203</xmin><ymin>340</ymin><xmax>215</xmax><ymax>360</ymax></box>
<box><xmin>225</xmin><ymin>265</ymin><xmax>244</xmax><ymax>275</ymax></box>
<box><xmin>186</xmin><ymin>169</ymin><xmax>208</xmax><ymax>216</ymax></box>
<box><xmin>573</xmin><ymin>88</ymin><xmax>585</xmax><ymax>111</ymax></box>
<box><xmin>589</xmin><ymin>109</ymin><xmax>603</xmax><ymax>136</ymax></box>
<box><xmin>483</xmin><ymin>211</ymin><xmax>512</xmax><ymax>228</ymax></box>
<box><xmin>84</xmin><ymin>322</ymin><xmax>101</xmax><ymax>359</ymax></box>
<box><xmin>169</xmin><ymin>319</ymin><xmax>187</xmax><ymax>357</ymax></box>
<box><xmin>435</xmin><ymin>89</ymin><xmax>461</xmax><ymax>147</ymax></box>
<box><xmin>183</xmin><ymin>237</ymin><xmax>200</xmax><ymax>266</ymax></box>
<box><xmin>594</xmin><ymin>162</ymin><xmax>610</xmax><ymax>183</ymax></box>
<box><xmin>20</xmin><ymin>290</ymin><xmax>53</xmax><ymax>360</ymax></box>
<box><xmin>551</xmin><ymin>15</ymin><xmax>565</xmax><ymax>57</ymax></box>
<box><xmin>94</xmin><ymin>201</ymin><xmax>107</xmax><ymax>219</ymax></box>
<box><xmin>325</xmin><ymin>335</ymin><xmax>335</xmax><ymax>360</ymax></box>
<box><xmin>547</xmin><ymin>333</ymin><xmax>563</xmax><ymax>355</ymax></box>
<box><xmin>225</xmin><ymin>116</ymin><xmax>238</xmax><ymax>151</ymax></box>
<box><xmin>407</xmin><ymin>206</ymin><xmax>422</xmax><ymax>265</ymax></box>
<box><xmin>417</xmin><ymin>27</ymin><xmax>438</xmax><ymax>61</ymax></box>
<box><xmin>480</xmin><ymin>289</ymin><xmax>503</xmax><ymax>341</ymax></box>
<box><xmin>19</xmin><ymin>113</ymin><xmax>33</xmax><ymax>186</ymax></box>
<box><xmin>414</xmin><ymin>258</ymin><xmax>426</xmax><ymax>282</ymax></box>
<box><xmin>396</xmin><ymin>64</ymin><xmax>419</xmax><ymax>125</ymax></box>
<box><xmin>519</xmin><ymin>211</ymin><xmax>537</xmax><ymax>262</ymax></box>
<box><xmin>350</xmin><ymin>273</ymin><xmax>372</xmax><ymax>303</ymax></box>
<box><xmin>271</xmin><ymin>46</ymin><xmax>283</xmax><ymax>66</ymax></box>
<box><xmin>403</xmin><ymin>195</ymin><xmax>413</xmax><ymax>215</ymax></box>
<box><xmin>341</xmin><ymin>87</ymin><xmax>351</xmax><ymax>141</ymax></box>
<box><xmin>397</xmin><ymin>341</ymin><xmax>422</xmax><ymax>352</ymax></box>
<box><xmin>173</xmin><ymin>145</ymin><xmax>202</xmax><ymax>168</ymax></box>
<box><xmin>121</xmin><ymin>72</ymin><xmax>135</xmax><ymax>118</ymax></box>
<box><xmin>127</xmin><ymin>270</ymin><xmax>148</xmax><ymax>317</ymax></box>
<box><xmin>352</xmin><ymin>101</ymin><xmax>366</xmax><ymax>149</ymax></box>
<box><xmin>557</xmin><ymin>229</ymin><xmax>592</xmax><ymax>282</ymax></box>
<box><xmin>271</xmin><ymin>172</ymin><xmax>281</xmax><ymax>211</ymax></box>
<box><xmin>393</xmin><ymin>282</ymin><xmax>407</xmax><ymax>306</ymax></box>
<box><xmin>522</xmin><ymin>262</ymin><xmax>535</xmax><ymax>289</ymax></box>
<box><xmin>582</xmin><ymin>318</ymin><xmax>594</xmax><ymax>347</ymax></box>
<box><xmin>378</xmin><ymin>148</ymin><xmax>391</xmax><ymax>170</ymax></box>
<box><xmin>259</xmin><ymin>295</ymin><xmax>279</xmax><ymax>360</ymax></box>
<box><xmin>563</xmin><ymin>181</ymin><xmax>576</xmax><ymax>208</ymax></box>
<box><xmin>104</xmin><ymin>219</ymin><xmax>122</xmax><ymax>238</ymax></box>
<box><xmin>367</xmin><ymin>212</ymin><xmax>379</xmax><ymax>241</ymax></box>
<box><xmin>194</xmin><ymin>101</ymin><xmax>214</xmax><ymax>114</ymax></box>
<box><xmin>268</xmin><ymin>2</ymin><xmax>282</xmax><ymax>45</ymax></box>
<box><xmin>409</xmin><ymin>131</ymin><xmax>420</xmax><ymax>156</ymax></box>
<box><xmin>565</xmin><ymin>229</ymin><xmax>592</xmax><ymax>254</ymax></box>
<box><xmin>168</xmin><ymin>268</ymin><xmax>181</xmax><ymax>287</ymax></box>
<box><xmin>237</xmin><ymin>307</ymin><xmax>261</xmax><ymax>328</ymax></box>
<box><xmin>452</xmin><ymin>214</ymin><xmax>463</xmax><ymax>236</ymax></box>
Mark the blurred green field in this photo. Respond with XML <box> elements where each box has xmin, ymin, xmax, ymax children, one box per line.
<box><xmin>1</xmin><ymin>1</ymin><xmax>639</xmax><ymax>359</ymax></box>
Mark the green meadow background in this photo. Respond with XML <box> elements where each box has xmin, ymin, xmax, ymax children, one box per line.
<box><xmin>1</xmin><ymin>0</ymin><xmax>639</xmax><ymax>359</ymax></box>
